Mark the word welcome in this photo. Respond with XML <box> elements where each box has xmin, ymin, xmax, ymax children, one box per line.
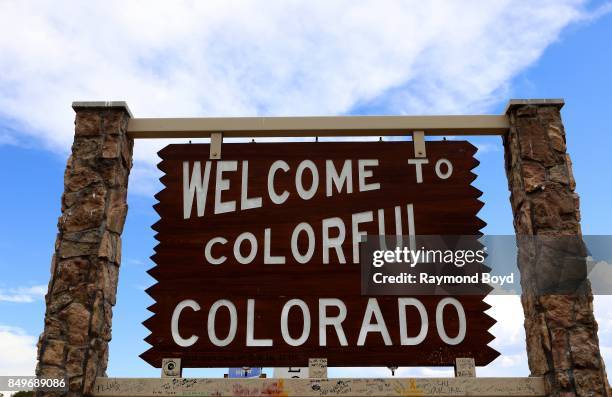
<box><xmin>183</xmin><ymin>158</ymin><xmax>453</xmax><ymax>219</ymax></box>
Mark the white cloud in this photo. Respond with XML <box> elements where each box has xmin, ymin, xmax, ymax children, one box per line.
<box><xmin>0</xmin><ymin>325</ymin><xmax>37</xmax><ymax>375</ymax></box>
<box><xmin>0</xmin><ymin>326</ymin><xmax>37</xmax><ymax>396</ymax></box>
<box><xmin>0</xmin><ymin>285</ymin><xmax>46</xmax><ymax>303</ymax></box>
<box><xmin>594</xmin><ymin>295</ymin><xmax>612</xmax><ymax>373</ymax></box>
<box><xmin>0</xmin><ymin>0</ymin><xmax>608</xmax><ymax>193</ymax></box>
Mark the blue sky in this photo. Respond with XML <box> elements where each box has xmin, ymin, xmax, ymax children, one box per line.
<box><xmin>1</xmin><ymin>0</ymin><xmax>611</xmax><ymax>380</ymax></box>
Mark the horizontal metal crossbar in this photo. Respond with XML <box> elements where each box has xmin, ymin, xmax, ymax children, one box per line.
<box><xmin>93</xmin><ymin>377</ymin><xmax>545</xmax><ymax>397</ymax></box>
<box><xmin>126</xmin><ymin>115</ymin><xmax>509</xmax><ymax>139</ymax></box>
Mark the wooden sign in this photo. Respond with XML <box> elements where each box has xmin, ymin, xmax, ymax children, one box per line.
<box><xmin>141</xmin><ymin>141</ymin><xmax>498</xmax><ymax>368</ymax></box>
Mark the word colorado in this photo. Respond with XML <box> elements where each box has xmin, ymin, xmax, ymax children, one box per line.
<box><xmin>171</xmin><ymin>297</ymin><xmax>466</xmax><ymax>348</ymax></box>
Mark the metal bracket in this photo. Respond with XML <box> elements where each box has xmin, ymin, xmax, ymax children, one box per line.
<box><xmin>308</xmin><ymin>358</ymin><xmax>327</xmax><ymax>378</ymax></box>
<box><xmin>454</xmin><ymin>357</ymin><xmax>476</xmax><ymax>377</ymax></box>
<box><xmin>161</xmin><ymin>358</ymin><xmax>182</xmax><ymax>378</ymax></box>
<box><xmin>412</xmin><ymin>130</ymin><xmax>426</xmax><ymax>158</ymax></box>
<box><xmin>210</xmin><ymin>132</ymin><xmax>223</xmax><ymax>159</ymax></box>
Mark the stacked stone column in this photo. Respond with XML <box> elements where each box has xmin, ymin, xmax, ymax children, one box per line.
<box><xmin>504</xmin><ymin>99</ymin><xmax>609</xmax><ymax>396</ymax></box>
<box><xmin>36</xmin><ymin>102</ymin><xmax>133</xmax><ymax>396</ymax></box>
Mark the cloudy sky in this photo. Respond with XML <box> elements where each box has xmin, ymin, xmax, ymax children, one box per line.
<box><xmin>1</xmin><ymin>0</ymin><xmax>612</xmax><ymax>380</ymax></box>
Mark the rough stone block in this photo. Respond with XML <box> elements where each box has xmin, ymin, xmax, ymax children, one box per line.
<box><xmin>102</xmin><ymin>134</ymin><xmax>121</xmax><ymax>159</ymax></box>
<box><xmin>574</xmin><ymin>297</ymin><xmax>595</xmax><ymax>325</ymax></box>
<box><xmin>555</xmin><ymin>369</ymin><xmax>571</xmax><ymax>389</ymax></box>
<box><xmin>521</xmin><ymin>161</ymin><xmax>546</xmax><ymax>192</ymax></box>
<box><xmin>540</xmin><ymin>295</ymin><xmax>575</xmax><ymax>328</ymax></box>
<box><xmin>570</xmin><ymin>328</ymin><xmax>600</xmax><ymax>369</ymax></box>
<box><xmin>547</xmin><ymin>124</ymin><xmax>566</xmax><ymax>152</ymax></box>
<box><xmin>98</xmin><ymin>231</ymin><xmax>121</xmax><ymax>264</ymax></box>
<box><xmin>63</xmin><ymin>229</ymin><xmax>103</xmax><ymax>244</ymax></box>
<box><xmin>60</xmin><ymin>302</ymin><xmax>91</xmax><ymax>346</ymax></box>
<box><xmin>514</xmin><ymin>202</ymin><xmax>534</xmax><ymax>234</ymax></box>
<box><xmin>48</xmin><ymin>292</ymin><xmax>73</xmax><ymax>314</ymax></box>
<box><xmin>44</xmin><ymin>316</ymin><xmax>64</xmax><ymax>340</ymax></box>
<box><xmin>41</xmin><ymin>339</ymin><xmax>66</xmax><ymax>366</ymax></box>
<box><xmin>573</xmin><ymin>368</ymin><xmax>605</xmax><ymax>397</ymax></box>
<box><xmin>516</xmin><ymin>119</ymin><xmax>556</xmax><ymax>166</ymax></box>
<box><xmin>83</xmin><ymin>350</ymin><xmax>100</xmax><ymax>394</ymax></box>
<box><xmin>515</xmin><ymin>105</ymin><xmax>538</xmax><ymax>118</ymax></box>
<box><xmin>38</xmin><ymin>365</ymin><xmax>67</xmax><ymax>380</ymax></box>
<box><xmin>101</xmin><ymin>262</ymin><xmax>119</xmax><ymax>305</ymax></box>
<box><xmin>61</xmin><ymin>185</ymin><xmax>107</xmax><ymax>232</ymax></box>
<box><xmin>72</xmin><ymin>137</ymin><xmax>102</xmax><ymax>160</ymax></box>
<box><xmin>65</xmin><ymin>165</ymin><xmax>102</xmax><ymax>192</ymax></box>
<box><xmin>566</xmin><ymin>154</ymin><xmax>576</xmax><ymax>190</ymax></box>
<box><xmin>58</xmin><ymin>240</ymin><xmax>97</xmax><ymax>259</ymax></box>
<box><xmin>101</xmin><ymin>109</ymin><xmax>128</xmax><ymax>136</ymax></box>
<box><xmin>66</xmin><ymin>346</ymin><xmax>86</xmax><ymax>377</ymax></box>
<box><xmin>550</xmin><ymin>328</ymin><xmax>571</xmax><ymax>370</ymax></box>
<box><xmin>531</xmin><ymin>195</ymin><xmax>562</xmax><ymax>230</ymax></box>
<box><xmin>90</xmin><ymin>292</ymin><xmax>110</xmax><ymax>340</ymax></box>
<box><xmin>524</xmin><ymin>316</ymin><xmax>549</xmax><ymax>376</ymax></box>
<box><xmin>53</xmin><ymin>258</ymin><xmax>90</xmax><ymax>295</ymax></box>
<box><xmin>106</xmin><ymin>188</ymin><xmax>128</xmax><ymax>234</ymax></box>
<box><xmin>75</xmin><ymin>110</ymin><xmax>102</xmax><ymax>137</ymax></box>
<box><xmin>549</xmin><ymin>164</ymin><xmax>570</xmax><ymax>185</ymax></box>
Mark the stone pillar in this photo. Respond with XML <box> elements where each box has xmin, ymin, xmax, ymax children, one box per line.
<box><xmin>36</xmin><ymin>102</ymin><xmax>134</xmax><ymax>397</ymax></box>
<box><xmin>504</xmin><ymin>99</ymin><xmax>609</xmax><ymax>397</ymax></box>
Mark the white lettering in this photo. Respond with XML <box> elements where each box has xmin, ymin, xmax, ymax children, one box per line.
<box><xmin>357</xmin><ymin>298</ymin><xmax>392</xmax><ymax>346</ymax></box>
<box><xmin>398</xmin><ymin>298</ymin><xmax>428</xmax><ymax>345</ymax></box>
<box><xmin>358</xmin><ymin>159</ymin><xmax>380</xmax><ymax>192</ymax></box>
<box><xmin>295</xmin><ymin>160</ymin><xmax>319</xmax><ymax>200</ymax></box>
<box><xmin>247</xmin><ymin>299</ymin><xmax>273</xmax><ymax>346</ymax></box>
<box><xmin>171</xmin><ymin>299</ymin><xmax>200</xmax><ymax>347</ymax></box>
<box><xmin>264</xmin><ymin>228</ymin><xmax>285</xmax><ymax>264</ymax></box>
<box><xmin>326</xmin><ymin>160</ymin><xmax>353</xmax><ymax>197</ymax></box>
<box><xmin>233</xmin><ymin>232</ymin><xmax>257</xmax><ymax>264</ymax></box>
<box><xmin>241</xmin><ymin>161</ymin><xmax>263</xmax><ymax>210</ymax></box>
<box><xmin>407</xmin><ymin>158</ymin><xmax>429</xmax><ymax>183</ymax></box>
<box><xmin>268</xmin><ymin>160</ymin><xmax>290</xmax><ymax>205</ymax></box>
<box><xmin>352</xmin><ymin>211</ymin><xmax>373</xmax><ymax>264</ymax></box>
<box><xmin>322</xmin><ymin>217</ymin><xmax>346</xmax><ymax>264</ymax></box>
<box><xmin>319</xmin><ymin>298</ymin><xmax>348</xmax><ymax>346</ymax></box>
<box><xmin>436</xmin><ymin>297</ymin><xmax>466</xmax><ymax>345</ymax></box>
<box><xmin>214</xmin><ymin>161</ymin><xmax>238</xmax><ymax>214</ymax></box>
<box><xmin>204</xmin><ymin>237</ymin><xmax>227</xmax><ymax>265</ymax></box>
<box><xmin>291</xmin><ymin>222</ymin><xmax>315</xmax><ymax>264</ymax></box>
<box><xmin>281</xmin><ymin>299</ymin><xmax>311</xmax><ymax>346</ymax></box>
<box><xmin>435</xmin><ymin>158</ymin><xmax>453</xmax><ymax>179</ymax></box>
<box><xmin>183</xmin><ymin>161</ymin><xmax>211</xmax><ymax>219</ymax></box>
<box><xmin>208</xmin><ymin>299</ymin><xmax>237</xmax><ymax>347</ymax></box>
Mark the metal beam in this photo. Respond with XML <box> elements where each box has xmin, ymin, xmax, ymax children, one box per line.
<box><xmin>127</xmin><ymin>115</ymin><xmax>509</xmax><ymax>139</ymax></box>
<box><xmin>93</xmin><ymin>377</ymin><xmax>545</xmax><ymax>397</ymax></box>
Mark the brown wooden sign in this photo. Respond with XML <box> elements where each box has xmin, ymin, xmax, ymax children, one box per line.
<box><xmin>141</xmin><ymin>141</ymin><xmax>498</xmax><ymax>368</ymax></box>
